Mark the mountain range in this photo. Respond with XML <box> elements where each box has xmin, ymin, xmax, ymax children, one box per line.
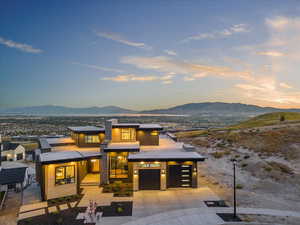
<box><xmin>1</xmin><ymin>102</ymin><xmax>300</xmax><ymax>115</ymax></box>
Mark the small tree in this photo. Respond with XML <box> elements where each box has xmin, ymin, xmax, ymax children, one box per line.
<box><xmin>280</xmin><ymin>115</ymin><xmax>285</xmax><ymax>122</ymax></box>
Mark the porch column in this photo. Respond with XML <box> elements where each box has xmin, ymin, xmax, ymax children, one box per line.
<box><xmin>160</xmin><ymin>162</ymin><xmax>166</xmax><ymax>190</ymax></box>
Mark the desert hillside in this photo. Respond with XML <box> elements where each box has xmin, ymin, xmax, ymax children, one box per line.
<box><xmin>178</xmin><ymin>112</ymin><xmax>300</xmax><ymax>224</ymax></box>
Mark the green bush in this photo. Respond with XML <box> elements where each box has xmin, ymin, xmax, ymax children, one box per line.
<box><xmin>236</xmin><ymin>184</ymin><xmax>244</xmax><ymax>189</ymax></box>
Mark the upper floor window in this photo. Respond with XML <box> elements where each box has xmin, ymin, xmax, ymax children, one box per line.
<box><xmin>121</xmin><ymin>128</ymin><xmax>136</xmax><ymax>141</ymax></box>
<box><xmin>85</xmin><ymin>135</ymin><xmax>100</xmax><ymax>143</ymax></box>
<box><xmin>55</xmin><ymin>165</ymin><xmax>75</xmax><ymax>185</ymax></box>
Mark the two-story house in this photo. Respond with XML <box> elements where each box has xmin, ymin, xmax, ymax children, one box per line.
<box><xmin>36</xmin><ymin>119</ymin><xmax>205</xmax><ymax>200</ymax></box>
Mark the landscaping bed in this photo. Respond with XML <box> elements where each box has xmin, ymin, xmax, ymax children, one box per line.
<box><xmin>102</xmin><ymin>201</ymin><xmax>133</xmax><ymax>217</ymax></box>
<box><xmin>18</xmin><ymin>207</ymin><xmax>88</xmax><ymax>225</ymax></box>
<box><xmin>103</xmin><ymin>181</ymin><xmax>133</xmax><ymax>197</ymax></box>
<box><xmin>47</xmin><ymin>194</ymin><xmax>83</xmax><ymax>207</ymax></box>
<box><xmin>217</xmin><ymin>213</ymin><xmax>242</xmax><ymax>222</ymax></box>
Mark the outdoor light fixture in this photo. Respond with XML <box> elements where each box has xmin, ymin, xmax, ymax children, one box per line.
<box><xmin>140</xmin><ymin>161</ymin><xmax>145</xmax><ymax>164</ymax></box>
<box><xmin>161</xmin><ymin>169</ymin><xmax>166</xmax><ymax>174</ymax></box>
<box><xmin>134</xmin><ymin>170</ymin><xmax>138</xmax><ymax>175</ymax></box>
<box><xmin>232</xmin><ymin>159</ymin><xmax>237</xmax><ymax>218</ymax></box>
<box><xmin>193</xmin><ymin>167</ymin><xmax>197</xmax><ymax>172</ymax></box>
<box><xmin>154</xmin><ymin>161</ymin><xmax>159</xmax><ymax>164</ymax></box>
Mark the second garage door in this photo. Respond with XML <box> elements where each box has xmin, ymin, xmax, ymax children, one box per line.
<box><xmin>139</xmin><ymin>169</ymin><xmax>161</xmax><ymax>190</ymax></box>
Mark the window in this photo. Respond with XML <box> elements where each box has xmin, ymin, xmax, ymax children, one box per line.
<box><xmin>1</xmin><ymin>156</ymin><xmax>7</xmax><ymax>161</ymax></box>
<box><xmin>16</xmin><ymin>153</ymin><xmax>23</xmax><ymax>160</ymax></box>
<box><xmin>85</xmin><ymin>135</ymin><xmax>100</xmax><ymax>143</ymax></box>
<box><xmin>121</xmin><ymin>128</ymin><xmax>135</xmax><ymax>141</ymax></box>
<box><xmin>55</xmin><ymin>165</ymin><xmax>75</xmax><ymax>185</ymax></box>
<box><xmin>109</xmin><ymin>152</ymin><xmax>128</xmax><ymax>178</ymax></box>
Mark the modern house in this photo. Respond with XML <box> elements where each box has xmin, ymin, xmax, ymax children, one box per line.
<box><xmin>0</xmin><ymin>142</ymin><xmax>26</xmax><ymax>162</ymax></box>
<box><xmin>36</xmin><ymin>119</ymin><xmax>205</xmax><ymax>200</ymax></box>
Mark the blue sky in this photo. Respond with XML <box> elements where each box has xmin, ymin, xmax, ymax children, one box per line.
<box><xmin>1</xmin><ymin>0</ymin><xmax>300</xmax><ymax>110</ymax></box>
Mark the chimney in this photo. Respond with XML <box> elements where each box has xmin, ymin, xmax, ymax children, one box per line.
<box><xmin>104</xmin><ymin>119</ymin><xmax>118</xmax><ymax>141</ymax></box>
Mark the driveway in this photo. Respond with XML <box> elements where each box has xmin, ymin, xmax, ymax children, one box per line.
<box><xmin>132</xmin><ymin>187</ymin><xmax>220</xmax><ymax>217</ymax></box>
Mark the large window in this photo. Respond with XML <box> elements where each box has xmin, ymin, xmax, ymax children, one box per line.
<box><xmin>85</xmin><ymin>135</ymin><xmax>100</xmax><ymax>143</ymax></box>
<box><xmin>121</xmin><ymin>128</ymin><xmax>136</xmax><ymax>141</ymax></box>
<box><xmin>55</xmin><ymin>165</ymin><xmax>75</xmax><ymax>185</ymax></box>
<box><xmin>109</xmin><ymin>152</ymin><xmax>128</xmax><ymax>178</ymax></box>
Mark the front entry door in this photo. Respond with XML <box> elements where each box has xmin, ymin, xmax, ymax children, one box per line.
<box><xmin>90</xmin><ymin>159</ymin><xmax>100</xmax><ymax>173</ymax></box>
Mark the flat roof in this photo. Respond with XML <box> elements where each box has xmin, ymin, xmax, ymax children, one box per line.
<box><xmin>46</xmin><ymin>137</ymin><xmax>75</xmax><ymax>145</ymax></box>
<box><xmin>104</xmin><ymin>142</ymin><xmax>140</xmax><ymax>152</ymax></box>
<box><xmin>112</xmin><ymin>123</ymin><xmax>140</xmax><ymax>128</ymax></box>
<box><xmin>68</xmin><ymin>126</ymin><xmax>105</xmax><ymax>133</ymax></box>
<box><xmin>128</xmin><ymin>135</ymin><xmax>205</xmax><ymax>161</ymax></box>
<box><xmin>39</xmin><ymin>150</ymin><xmax>101</xmax><ymax>164</ymax></box>
<box><xmin>138</xmin><ymin>124</ymin><xmax>163</xmax><ymax>130</ymax></box>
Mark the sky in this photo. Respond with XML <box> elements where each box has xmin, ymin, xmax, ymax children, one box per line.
<box><xmin>1</xmin><ymin>0</ymin><xmax>300</xmax><ymax>110</ymax></box>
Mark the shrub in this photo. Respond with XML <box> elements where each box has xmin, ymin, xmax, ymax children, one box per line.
<box><xmin>243</xmin><ymin>155</ymin><xmax>250</xmax><ymax>159</ymax></box>
<box><xmin>236</xmin><ymin>184</ymin><xmax>243</xmax><ymax>189</ymax></box>
<box><xmin>211</xmin><ymin>151</ymin><xmax>224</xmax><ymax>159</ymax></box>
<box><xmin>241</xmin><ymin>163</ymin><xmax>248</xmax><ymax>168</ymax></box>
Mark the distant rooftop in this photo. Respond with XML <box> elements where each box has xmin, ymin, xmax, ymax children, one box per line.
<box><xmin>68</xmin><ymin>126</ymin><xmax>105</xmax><ymax>133</ymax></box>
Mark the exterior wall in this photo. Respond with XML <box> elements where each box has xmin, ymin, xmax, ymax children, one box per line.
<box><xmin>136</xmin><ymin>130</ymin><xmax>159</xmax><ymax>146</ymax></box>
<box><xmin>1</xmin><ymin>145</ymin><xmax>25</xmax><ymax>161</ymax></box>
<box><xmin>132</xmin><ymin>161</ymin><xmax>166</xmax><ymax>191</ymax></box>
<box><xmin>44</xmin><ymin>162</ymin><xmax>78</xmax><ymax>200</ymax></box>
<box><xmin>77</xmin><ymin>160</ymin><xmax>88</xmax><ymax>184</ymax></box>
<box><xmin>73</xmin><ymin>132</ymin><xmax>105</xmax><ymax>147</ymax></box>
<box><xmin>111</xmin><ymin>128</ymin><xmax>136</xmax><ymax>142</ymax></box>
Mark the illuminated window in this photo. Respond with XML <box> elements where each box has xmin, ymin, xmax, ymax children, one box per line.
<box><xmin>121</xmin><ymin>128</ymin><xmax>135</xmax><ymax>141</ymax></box>
<box><xmin>109</xmin><ymin>152</ymin><xmax>128</xmax><ymax>178</ymax></box>
<box><xmin>150</xmin><ymin>130</ymin><xmax>159</xmax><ymax>136</ymax></box>
<box><xmin>55</xmin><ymin>165</ymin><xmax>75</xmax><ymax>185</ymax></box>
<box><xmin>85</xmin><ymin>135</ymin><xmax>100</xmax><ymax>143</ymax></box>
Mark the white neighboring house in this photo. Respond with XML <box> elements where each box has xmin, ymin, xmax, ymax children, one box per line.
<box><xmin>1</xmin><ymin>142</ymin><xmax>26</xmax><ymax>162</ymax></box>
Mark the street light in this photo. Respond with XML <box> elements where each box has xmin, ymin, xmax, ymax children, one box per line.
<box><xmin>232</xmin><ymin>158</ymin><xmax>237</xmax><ymax>218</ymax></box>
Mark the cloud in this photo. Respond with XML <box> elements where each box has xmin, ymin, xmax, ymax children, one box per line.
<box><xmin>103</xmin><ymin>73</ymin><xmax>174</xmax><ymax>84</ymax></box>
<box><xmin>121</xmin><ymin>56</ymin><xmax>252</xmax><ymax>81</ymax></box>
<box><xmin>71</xmin><ymin>62</ymin><xmax>123</xmax><ymax>73</ymax></box>
<box><xmin>235</xmin><ymin>76</ymin><xmax>300</xmax><ymax>105</ymax></box>
<box><xmin>95</xmin><ymin>31</ymin><xmax>152</xmax><ymax>50</ymax></box>
<box><xmin>0</xmin><ymin>36</ymin><xmax>43</xmax><ymax>53</ymax></box>
<box><xmin>164</xmin><ymin>50</ymin><xmax>177</xmax><ymax>56</ymax></box>
<box><xmin>279</xmin><ymin>82</ymin><xmax>292</xmax><ymax>89</ymax></box>
<box><xmin>183</xmin><ymin>24</ymin><xmax>249</xmax><ymax>42</ymax></box>
<box><xmin>256</xmin><ymin>51</ymin><xmax>285</xmax><ymax>57</ymax></box>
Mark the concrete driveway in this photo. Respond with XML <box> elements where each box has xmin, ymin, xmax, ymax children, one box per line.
<box><xmin>132</xmin><ymin>187</ymin><xmax>220</xmax><ymax>217</ymax></box>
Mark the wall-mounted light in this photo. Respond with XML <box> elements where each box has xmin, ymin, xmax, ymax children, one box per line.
<box><xmin>154</xmin><ymin>161</ymin><xmax>159</xmax><ymax>164</ymax></box>
<box><xmin>161</xmin><ymin>169</ymin><xmax>166</xmax><ymax>175</ymax></box>
<box><xmin>193</xmin><ymin>167</ymin><xmax>197</xmax><ymax>172</ymax></box>
<box><xmin>140</xmin><ymin>161</ymin><xmax>145</xmax><ymax>164</ymax></box>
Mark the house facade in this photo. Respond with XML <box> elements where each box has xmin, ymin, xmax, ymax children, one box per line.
<box><xmin>0</xmin><ymin>142</ymin><xmax>26</xmax><ymax>162</ymax></box>
<box><xmin>36</xmin><ymin>119</ymin><xmax>205</xmax><ymax>200</ymax></box>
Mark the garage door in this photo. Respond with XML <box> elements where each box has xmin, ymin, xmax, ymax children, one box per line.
<box><xmin>139</xmin><ymin>169</ymin><xmax>161</xmax><ymax>190</ymax></box>
<box><xmin>168</xmin><ymin>165</ymin><xmax>192</xmax><ymax>188</ymax></box>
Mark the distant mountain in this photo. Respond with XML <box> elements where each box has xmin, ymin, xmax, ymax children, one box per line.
<box><xmin>0</xmin><ymin>105</ymin><xmax>136</xmax><ymax>115</ymax></box>
<box><xmin>1</xmin><ymin>102</ymin><xmax>300</xmax><ymax>115</ymax></box>
<box><xmin>140</xmin><ymin>102</ymin><xmax>300</xmax><ymax>115</ymax></box>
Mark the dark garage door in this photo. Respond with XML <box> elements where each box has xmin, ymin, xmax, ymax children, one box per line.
<box><xmin>139</xmin><ymin>169</ymin><xmax>161</xmax><ymax>190</ymax></box>
<box><xmin>168</xmin><ymin>165</ymin><xmax>192</xmax><ymax>188</ymax></box>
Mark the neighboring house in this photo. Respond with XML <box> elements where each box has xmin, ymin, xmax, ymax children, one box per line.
<box><xmin>36</xmin><ymin>119</ymin><xmax>205</xmax><ymax>200</ymax></box>
<box><xmin>0</xmin><ymin>142</ymin><xmax>26</xmax><ymax>162</ymax></box>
